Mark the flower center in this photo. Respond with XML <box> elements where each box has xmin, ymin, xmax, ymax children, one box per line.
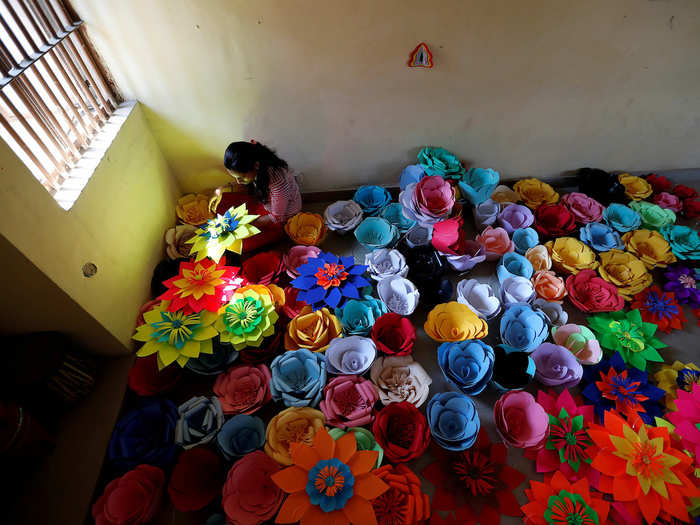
<box><xmin>597</xmin><ymin>369</ymin><xmax>648</xmax><ymax>415</ymax></box>
<box><xmin>225</xmin><ymin>297</ymin><xmax>263</xmax><ymax>334</ymax></box>
<box><xmin>314</xmin><ymin>263</ymin><xmax>349</xmax><ymax>289</ymax></box>
<box><xmin>452</xmin><ymin>450</ymin><xmax>499</xmax><ymax>496</ymax></box>
<box><xmin>544</xmin><ymin>491</ymin><xmax>598</xmax><ymax>525</ymax></box>
<box><xmin>679</xmin><ymin>274</ymin><xmax>696</xmax><ymax>288</ymax></box>
<box><xmin>151</xmin><ymin>311</ymin><xmax>200</xmax><ymax>349</ymax></box>
<box><xmin>306</xmin><ymin>458</ymin><xmax>355</xmax><ymax>511</ymax></box>
<box><xmin>677</xmin><ymin>368</ymin><xmax>700</xmax><ymax>391</ymax></box>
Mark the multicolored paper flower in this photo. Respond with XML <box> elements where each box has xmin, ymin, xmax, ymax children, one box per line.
<box><xmin>630</xmin><ymin>285</ymin><xmax>686</xmax><ymax>334</ymax></box>
<box><xmin>663</xmin><ymin>264</ymin><xmax>700</xmax><ymax>308</ymax></box>
<box><xmin>187</xmin><ymin>204</ymin><xmax>260</xmax><ymax>262</ymax></box>
<box><xmin>653</xmin><ymin>360</ymin><xmax>700</xmax><ymax>410</ymax></box>
<box><xmin>291</xmin><ymin>252</ymin><xmax>370</xmax><ymax>310</ymax></box>
<box><xmin>215</xmin><ymin>287</ymin><xmax>278</xmax><ymax>350</ymax></box>
<box><xmin>587</xmin><ymin>309</ymin><xmax>665</xmax><ymax>370</ymax></box>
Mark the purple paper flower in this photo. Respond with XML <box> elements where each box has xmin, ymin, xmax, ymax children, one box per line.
<box><xmin>497</xmin><ymin>203</ymin><xmax>534</xmax><ymax>234</ymax></box>
<box><xmin>531</xmin><ymin>343</ymin><xmax>583</xmax><ymax>388</ymax></box>
<box><xmin>663</xmin><ymin>264</ymin><xmax>700</xmax><ymax>308</ymax></box>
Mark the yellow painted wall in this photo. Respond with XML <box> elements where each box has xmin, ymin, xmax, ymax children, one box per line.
<box><xmin>0</xmin><ymin>103</ymin><xmax>180</xmax><ymax>354</ymax></box>
<box><xmin>72</xmin><ymin>0</ymin><xmax>700</xmax><ymax>193</ymax></box>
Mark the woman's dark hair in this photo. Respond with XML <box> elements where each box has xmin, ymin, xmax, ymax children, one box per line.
<box><xmin>224</xmin><ymin>141</ymin><xmax>288</xmax><ymax>202</ymax></box>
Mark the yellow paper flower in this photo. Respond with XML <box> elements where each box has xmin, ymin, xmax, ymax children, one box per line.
<box><xmin>513</xmin><ymin>178</ymin><xmax>559</xmax><ymax>209</ymax></box>
<box><xmin>285</xmin><ymin>305</ymin><xmax>342</xmax><ymax>352</ymax></box>
<box><xmin>237</xmin><ymin>284</ymin><xmax>285</xmax><ymax>310</ymax></box>
<box><xmin>545</xmin><ymin>237</ymin><xmax>598</xmax><ymax>275</ymax></box>
<box><xmin>176</xmin><ymin>193</ymin><xmax>214</xmax><ymax>225</ymax></box>
<box><xmin>526</xmin><ymin>244</ymin><xmax>552</xmax><ymax>271</ymax></box>
<box><xmin>618</xmin><ymin>173</ymin><xmax>653</xmax><ymax>200</ymax></box>
<box><xmin>187</xmin><ymin>204</ymin><xmax>261</xmax><ymax>262</ymax></box>
<box><xmin>653</xmin><ymin>361</ymin><xmax>700</xmax><ymax>410</ymax></box>
<box><xmin>284</xmin><ymin>212</ymin><xmax>328</xmax><ymax>246</ymax></box>
<box><xmin>133</xmin><ymin>301</ymin><xmax>217</xmax><ymax>369</ymax></box>
<box><xmin>490</xmin><ymin>184</ymin><xmax>521</xmax><ymax>204</ymax></box>
<box><xmin>622</xmin><ymin>229</ymin><xmax>677</xmax><ymax>269</ymax></box>
<box><xmin>424</xmin><ymin>301</ymin><xmax>488</xmax><ymax>342</ymax></box>
<box><xmin>597</xmin><ymin>249</ymin><xmax>653</xmax><ymax>300</ymax></box>
<box><xmin>265</xmin><ymin>406</ymin><xmax>326</xmax><ymax>465</ymax></box>
<box><xmin>215</xmin><ymin>287</ymin><xmax>278</xmax><ymax>350</ymax></box>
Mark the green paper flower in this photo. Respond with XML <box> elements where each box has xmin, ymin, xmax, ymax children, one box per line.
<box><xmin>546</xmin><ymin>408</ymin><xmax>592</xmax><ymax>473</ymax></box>
<box><xmin>544</xmin><ymin>490</ymin><xmax>599</xmax><ymax>525</ymax></box>
<box><xmin>215</xmin><ymin>288</ymin><xmax>278</xmax><ymax>350</ymax></box>
<box><xmin>328</xmin><ymin>426</ymin><xmax>383</xmax><ymax>467</ymax></box>
<box><xmin>628</xmin><ymin>200</ymin><xmax>675</xmax><ymax>231</ymax></box>
<box><xmin>587</xmin><ymin>309</ymin><xmax>666</xmax><ymax>370</ymax></box>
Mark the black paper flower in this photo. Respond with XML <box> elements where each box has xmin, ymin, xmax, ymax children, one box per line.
<box><xmin>576</xmin><ymin>168</ymin><xmax>627</xmax><ymax>206</ymax></box>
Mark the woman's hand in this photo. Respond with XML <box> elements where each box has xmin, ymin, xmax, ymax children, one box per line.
<box><xmin>254</xmin><ymin>214</ymin><xmax>276</xmax><ymax>227</ymax></box>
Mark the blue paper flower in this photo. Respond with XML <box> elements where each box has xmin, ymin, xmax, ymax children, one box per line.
<box><xmin>581</xmin><ymin>352</ymin><xmax>664</xmax><ymax>425</ymax></box>
<box><xmin>216</xmin><ymin>414</ymin><xmax>266</xmax><ymax>460</ymax></box>
<box><xmin>660</xmin><ymin>224</ymin><xmax>700</xmax><ymax>261</ymax></box>
<box><xmin>458</xmin><ymin>168</ymin><xmax>500</xmax><ymax>205</ymax></box>
<box><xmin>579</xmin><ymin>222</ymin><xmax>623</xmax><ymax>252</ymax></box>
<box><xmin>379</xmin><ymin>202</ymin><xmax>417</xmax><ymax>233</ymax></box>
<box><xmin>426</xmin><ymin>392</ymin><xmax>480</xmax><ymax>451</ymax></box>
<box><xmin>512</xmin><ymin>227</ymin><xmax>539</xmax><ymax>254</ymax></box>
<box><xmin>399</xmin><ymin>164</ymin><xmax>425</xmax><ymax>190</ymax></box>
<box><xmin>185</xmin><ymin>340</ymin><xmax>238</xmax><ymax>375</ymax></box>
<box><xmin>108</xmin><ymin>397</ymin><xmax>178</xmax><ymax>472</ymax></box>
<box><xmin>306</xmin><ymin>457</ymin><xmax>355</xmax><ymax>512</ymax></box>
<box><xmin>602</xmin><ymin>203</ymin><xmax>641</xmax><ymax>233</ymax></box>
<box><xmin>500</xmin><ymin>303</ymin><xmax>549</xmax><ymax>353</ymax></box>
<box><xmin>291</xmin><ymin>251</ymin><xmax>371</xmax><ymax>310</ymax></box>
<box><xmin>496</xmin><ymin>252</ymin><xmax>534</xmax><ymax>282</ymax></box>
<box><xmin>335</xmin><ymin>295</ymin><xmax>388</xmax><ymax>336</ymax></box>
<box><xmin>175</xmin><ymin>395</ymin><xmax>224</xmax><ymax>449</ymax></box>
<box><xmin>354</xmin><ymin>217</ymin><xmax>399</xmax><ymax>250</ymax></box>
<box><xmin>353</xmin><ymin>185</ymin><xmax>392</xmax><ymax>216</ymax></box>
<box><xmin>418</xmin><ymin>146</ymin><xmax>465</xmax><ymax>179</ymax></box>
<box><xmin>270</xmin><ymin>349</ymin><xmax>326</xmax><ymax>407</ymax></box>
<box><xmin>437</xmin><ymin>340</ymin><xmax>495</xmax><ymax>396</ymax></box>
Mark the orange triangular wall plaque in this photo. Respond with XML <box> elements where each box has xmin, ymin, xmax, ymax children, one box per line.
<box><xmin>408</xmin><ymin>42</ymin><xmax>433</xmax><ymax>68</ymax></box>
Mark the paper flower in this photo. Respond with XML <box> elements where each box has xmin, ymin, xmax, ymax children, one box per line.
<box><xmin>371</xmin><ymin>464</ymin><xmax>430</xmax><ymax>525</ymax></box>
<box><xmin>320</xmin><ymin>375</ymin><xmax>378</xmax><ymax>428</ymax></box>
<box><xmin>545</xmin><ymin>237</ymin><xmax>598</xmax><ymax>274</ymax></box>
<box><xmin>165</xmin><ymin>224</ymin><xmax>197</xmax><ymax>259</ymax></box>
<box><xmin>427</xmin><ymin>392</ymin><xmax>480</xmax><ymax>451</ymax></box>
<box><xmin>264</xmin><ymin>407</ymin><xmax>326</xmax><ymax>466</ymax></box>
<box><xmin>354</xmin><ymin>184</ymin><xmax>392</xmax><ymax>216</ymax></box>
<box><xmin>618</xmin><ymin>172</ymin><xmax>653</xmax><ymax>200</ymax></box>
<box><xmin>270</xmin><ymin>349</ymin><xmax>326</xmax><ymax>407</ymax></box>
<box><xmin>324</xmin><ymin>200</ymin><xmax>363</xmax><ymax>233</ymax></box>
<box><xmin>664</xmin><ymin>264</ymin><xmax>700</xmax><ymax>307</ymax></box>
<box><xmin>399</xmin><ymin>177</ymin><xmax>455</xmax><ymax>225</ymax></box>
<box><xmin>437</xmin><ymin>340</ymin><xmax>494</xmax><ymax>396</ymax></box>
<box><xmin>370</xmin><ymin>313</ymin><xmax>416</xmax><ymax>356</ymax></box>
<box><xmin>673</xmin><ymin>183</ymin><xmax>699</xmax><ymax>200</ymax></box>
<box><xmin>168</xmin><ymin>447</ymin><xmax>224</xmax><ymax>512</ymax></box>
<box><xmin>422</xmin><ymin>429</ymin><xmax>526</xmax><ymax>524</ymax></box>
<box><xmin>127</xmin><ymin>354</ymin><xmax>182</xmax><ymax>395</ymax></box>
<box><xmin>646</xmin><ymin>173</ymin><xmax>673</xmax><ymax>193</ymax></box>
<box><xmin>176</xmin><ymin>193</ymin><xmax>214</xmax><ymax>225</ymax></box>
<box><xmin>531</xmin><ymin>270</ymin><xmax>566</xmax><ymax>302</ymax></box>
<box><xmin>291</xmin><ymin>252</ymin><xmax>370</xmax><ymax>311</ymax></box>
<box><xmin>325</xmin><ymin>336</ymin><xmax>377</xmax><ymax>375</ymax></box>
<box><xmin>526</xmin><ymin>244</ymin><xmax>553</xmax><ymax>271</ymax></box>
<box><xmin>241</xmin><ymin>250</ymin><xmax>283</xmax><ymax>285</ymax></box>
<box><xmin>364</xmin><ymin>249</ymin><xmax>408</xmax><ymax>282</ymax></box>
<box><xmin>668</xmin><ymin>383</ymin><xmax>700</xmax><ymax>460</ymax></box>
<box><xmin>443</xmin><ymin>240</ymin><xmax>487</xmax><ymax>271</ymax></box>
<box><xmin>473</xmin><ymin>198</ymin><xmax>500</xmax><ymax>230</ymax></box>
<box><xmin>370</xmin><ymin>355</ymin><xmax>431</xmax><ymax>407</ymax></box>
<box><xmin>239</xmin><ymin>329</ymin><xmax>284</xmax><ymax>365</ymax></box>
<box><xmin>630</xmin><ymin>201</ymin><xmax>677</xmax><ymax>232</ymax></box>
<box><xmin>372</xmin><ymin>401</ymin><xmax>430</xmax><ymax>463</ymax></box>
<box><xmin>418</xmin><ymin>146</ymin><xmax>465</xmax><ymax>179</ymax></box>
<box><xmin>458</xmin><ymin>167</ymin><xmax>500</xmax><ymax>205</ymax></box>
<box><xmin>596</xmin><ymin>249</ymin><xmax>652</xmax><ymax>300</ymax></box>
<box><xmin>491</xmin><ymin>184</ymin><xmax>521</xmax><ymax>203</ymax></box>
<box><xmin>403</xmin><ymin>224</ymin><xmax>432</xmax><ymax>247</ymax></box>
<box><xmin>335</xmin><ymin>296</ymin><xmax>387</xmax><ymax>337</ymax></box>
<box><xmin>654</xmin><ymin>360</ymin><xmax>700</xmax><ymax>410</ymax></box>
<box><xmin>475</xmin><ymin>225</ymin><xmax>515</xmax><ymax>260</ymax></box>
<box><xmin>491</xmin><ymin>346</ymin><xmax>535</xmax><ymax>391</ymax></box>
<box><xmin>534</xmin><ymin>203</ymin><xmax>577</xmax><ymax>237</ymax></box>
<box><xmin>512</xmin><ymin>227</ymin><xmax>539</xmax><ymax>254</ymax></box>
<box><xmin>497</xmin><ymin>203</ymin><xmax>534</xmax><ymax>235</ymax></box>
<box><xmin>565</xmin><ymin>269</ymin><xmax>624</xmax><ymax>312</ymax></box>
<box><xmin>532</xmin><ymin>297</ymin><xmax>569</xmax><ymax>327</ymax></box>
<box><xmin>514</xmin><ymin>178</ymin><xmax>560</xmax><ymax>209</ymax></box>
<box><xmin>404</xmin><ymin>244</ymin><xmax>445</xmax><ymax>283</ymax></box>
<box><xmin>217</xmin><ymin>414</ymin><xmax>266</xmax><ymax>460</ymax></box>
<box><xmin>133</xmin><ymin>303</ymin><xmax>218</xmax><ymax>369</ymax></box>
<box><xmin>271</xmin><ymin>427</ymin><xmax>388</xmax><ymax>524</ymax></box>
<box><xmin>560</xmin><ymin>192</ymin><xmax>605</xmax><ymax>224</ymax></box>
<box><xmin>425</xmin><ymin>301</ymin><xmax>488</xmax><ymax>342</ymax></box>
<box><xmin>285</xmin><ymin>305</ymin><xmax>343</xmax><ymax>352</ymax></box>
<box><xmin>174</xmin><ymin>396</ymin><xmax>223</xmax><ymax>449</ymax></box>
<box><xmin>187</xmin><ymin>204</ymin><xmax>261</xmax><ymax>262</ymax></box>
<box><xmin>624</xmin><ymin>229</ymin><xmax>677</xmax><ymax>270</ymax></box>
<box><xmin>377</xmin><ymin>276</ymin><xmax>420</xmax><ymax>315</ymax></box>
<box><xmin>108</xmin><ymin>398</ymin><xmax>177</xmax><ymax>472</ymax></box>
<box><xmin>91</xmin><ymin>465</ymin><xmax>165</xmax><ymax>525</ymax></box>
<box><xmin>215</xmin><ymin>288</ymin><xmax>278</xmax><ymax>351</ymax></box>
<box><xmin>577</xmin><ymin>167</ymin><xmax>627</xmax><ymax>205</ymax></box>
<box><xmin>494</xmin><ymin>390</ymin><xmax>549</xmax><ymax>449</ymax></box>
<box><xmin>328</xmin><ymin>427</ymin><xmax>383</xmax><ymax>467</ymax></box>
<box><xmin>501</xmin><ymin>275</ymin><xmax>536</xmax><ymax>305</ymax></box>
<box><xmin>654</xmin><ymin>191</ymin><xmax>683</xmax><ymax>211</ymax></box>
<box><xmin>213</xmin><ymin>364</ymin><xmax>271</xmax><ymax>415</ymax></box>
<box><xmin>497</xmin><ymin>251</ymin><xmax>534</xmax><ymax>282</ymax></box>
<box><xmin>456</xmin><ymin>279</ymin><xmax>501</xmax><ymax>320</ymax></box>
<box><xmin>499</xmin><ymin>303</ymin><xmax>549</xmax><ymax>353</ymax></box>
<box><xmin>551</xmin><ymin>323</ymin><xmax>602</xmax><ymax>364</ymax></box>
<box><xmin>285</xmin><ymin>211</ymin><xmax>328</xmax><ymax>246</ymax></box>
<box><xmin>602</xmin><ymin>203</ymin><xmax>642</xmax><ymax>233</ymax></box>
<box><xmin>282</xmin><ymin>286</ymin><xmax>308</xmax><ymax>319</ymax></box>
<box><xmin>587</xmin><ymin>411</ymin><xmax>700</xmax><ymax>524</ymax></box>
<box><xmin>630</xmin><ymin>285</ymin><xmax>686</xmax><ymax>334</ymax></box>
<box><xmin>683</xmin><ymin>197</ymin><xmax>700</xmax><ymax>219</ymax></box>
<box><xmin>581</xmin><ymin>351</ymin><xmax>664</xmax><ymax>423</ymax></box>
<box><xmin>379</xmin><ymin>202</ymin><xmax>416</xmax><ymax>233</ymax></box>
<box><xmin>578</xmin><ymin>221</ymin><xmax>624</xmax><ymax>252</ymax></box>
<box><xmin>354</xmin><ymin>217</ymin><xmax>399</xmax><ymax>250</ymax></box>
<box><xmin>400</xmin><ymin>164</ymin><xmax>425</xmax><ymax>189</ymax></box>
<box><xmin>284</xmin><ymin>245</ymin><xmax>322</xmax><ymax>279</ymax></box>
<box><xmin>431</xmin><ymin>213</ymin><xmax>467</xmax><ymax>255</ymax></box>
<box><xmin>661</xmin><ymin>224</ymin><xmax>700</xmax><ymax>261</ymax></box>
<box><xmin>222</xmin><ymin>451</ymin><xmax>283</xmax><ymax>525</ymax></box>
<box><xmin>531</xmin><ymin>343</ymin><xmax>583</xmax><ymax>388</ymax></box>
<box><xmin>185</xmin><ymin>340</ymin><xmax>238</xmax><ymax>374</ymax></box>
<box><xmin>521</xmin><ymin>471</ymin><xmax>610</xmax><ymax>525</ymax></box>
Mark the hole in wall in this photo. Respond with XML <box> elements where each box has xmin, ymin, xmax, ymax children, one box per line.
<box><xmin>82</xmin><ymin>262</ymin><xmax>98</xmax><ymax>278</ymax></box>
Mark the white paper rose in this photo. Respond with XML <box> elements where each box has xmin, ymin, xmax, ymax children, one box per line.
<box><xmin>369</xmin><ymin>355</ymin><xmax>431</xmax><ymax>407</ymax></box>
<box><xmin>377</xmin><ymin>275</ymin><xmax>420</xmax><ymax>315</ymax></box>
<box><xmin>364</xmin><ymin>248</ymin><xmax>409</xmax><ymax>282</ymax></box>
<box><xmin>325</xmin><ymin>336</ymin><xmax>377</xmax><ymax>375</ymax></box>
<box><xmin>323</xmin><ymin>200</ymin><xmax>363</xmax><ymax>233</ymax></box>
<box><xmin>501</xmin><ymin>276</ymin><xmax>536</xmax><ymax>305</ymax></box>
<box><xmin>456</xmin><ymin>279</ymin><xmax>501</xmax><ymax>319</ymax></box>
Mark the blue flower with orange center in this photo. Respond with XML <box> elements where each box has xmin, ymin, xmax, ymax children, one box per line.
<box><xmin>306</xmin><ymin>458</ymin><xmax>355</xmax><ymax>512</ymax></box>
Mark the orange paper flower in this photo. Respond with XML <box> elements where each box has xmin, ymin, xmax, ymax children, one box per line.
<box><xmin>371</xmin><ymin>464</ymin><xmax>430</xmax><ymax>525</ymax></box>
<box><xmin>176</xmin><ymin>193</ymin><xmax>214</xmax><ymax>225</ymax></box>
<box><xmin>285</xmin><ymin>305</ymin><xmax>343</xmax><ymax>353</ymax></box>
<box><xmin>285</xmin><ymin>212</ymin><xmax>328</xmax><ymax>246</ymax></box>
<box><xmin>531</xmin><ymin>270</ymin><xmax>567</xmax><ymax>302</ymax></box>
<box><xmin>265</xmin><ymin>407</ymin><xmax>326</xmax><ymax>466</ymax></box>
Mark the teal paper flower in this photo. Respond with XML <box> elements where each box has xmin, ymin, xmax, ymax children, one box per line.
<box><xmin>418</xmin><ymin>146</ymin><xmax>465</xmax><ymax>179</ymax></box>
<box><xmin>458</xmin><ymin>167</ymin><xmax>500</xmax><ymax>205</ymax></box>
<box><xmin>335</xmin><ymin>295</ymin><xmax>388</xmax><ymax>336</ymax></box>
<box><xmin>379</xmin><ymin>202</ymin><xmax>417</xmax><ymax>233</ymax></box>
<box><xmin>660</xmin><ymin>224</ymin><xmax>700</xmax><ymax>261</ymax></box>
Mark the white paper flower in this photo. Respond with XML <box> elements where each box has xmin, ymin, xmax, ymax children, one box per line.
<box><xmin>473</xmin><ymin>199</ymin><xmax>500</xmax><ymax>231</ymax></box>
<box><xmin>369</xmin><ymin>355</ymin><xmax>432</xmax><ymax>407</ymax></box>
<box><xmin>365</xmin><ymin>248</ymin><xmax>408</xmax><ymax>281</ymax></box>
<box><xmin>165</xmin><ymin>224</ymin><xmax>197</xmax><ymax>259</ymax></box>
<box><xmin>456</xmin><ymin>279</ymin><xmax>501</xmax><ymax>319</ymax></box>
<box><xmin>324</xmin><ymin>200</ymin><xmax>363</xmax><ymax>233</ymax></box>
<box><xmin>532</xmin><ymin>298</ymin><xmax>569</xmax><ymax>327</ymax></box>
<box><xmin>377</xmin><ymin>275</ymin><xmax>420</xmax><ymax>315</ymax></box>
<box><xmin>501</xmin><ymin>276</ymin><xmax>535</xmax><ymax>305</ymax></box>
<box><xmin>405</xmin><ymin>224</ymin><xmax>433</xmax><ymax>247</ymax></box>
<box><xmin>325</xmin><ymin>336</ymin><xmax>377</xmax><ymax>375</ymax></box>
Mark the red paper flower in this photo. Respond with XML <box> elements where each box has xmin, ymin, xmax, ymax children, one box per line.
<box><xmin>127</xmin><ymin>354</ymin><xmax>182</xmax><ymax>396</ymax></box>
<box><xmin>422</xmin><ymin>429</ymin><xmax>526</xmax><ymax>524</ymax></box>
<box><xmin>158</xmin><ymin>257</ymin><xmax>244</xmax><ymax>313</ymax></box>
<box><xmin>372</xmin><ymin>401</ymin><xmax>430</xmax><ymax>463</ymax></box>
<box><xmin>238</xmin><ymin>328</ymin><xmax>286</xmax><ymax>364</ymax></box>
<box><xmin>431</xmin><ymin>213</ymin><xmax>467</xmax><ymax>255</ymax></box>
<box><xmin>241</xmin><ymin>250</ymin><xmax>284</xmax><ymax>285</ymax></box>
<box><xmin>213</xmin><ymin>364</ymin><xmax>271</xmax><ymax>415</ymax></box>
<box><xmin>371</xmin><ymin>464</ymin><xmax>430</xmax><ymax>525</ymax></box>
<box><xmin>673</xmin><ymin>183</ymin><xmax>698</xmax><ymax>200</ymax></box>
<box><xmin>534</xmin><ymin>203</ymin><xmax>577</xmax><ymax>237</ymax></box>
<box><xmin>282</xmin><ymin>286</ymin><xmax>307</xmax><ymax>320</ymax></box>
<box><xmin>92</xmin><ymin>464</ymin><xmax>165</xmax><ymax>525</ymax></box>
<box><xmin>565</xmin><ymin>269</ymin><xmax>624</xmax><ymax>313</ymax></box>
<box><xmin>683</xmin><ymin>198</ymin><xmax>700</xmax><ymax>219</ymax></box>
<box><xmin>320</xmin><ymin>375</ymin><xmax>379</xmax><ymax>429</ymax></box>
<box><xmin>646</xmin><ymin>173</ymin><xmax>673</xmax><ymax>194</ymax></box>
<box><xmin>371</xmin><ymin>313</ymin><xmax>417</xmax><ymax>356</ymax></box>
<box><xmin>630</xmin><ymin>285</ymin><xmax>686</xmax><ymax>334</ymax></box>
<box><xmin>168</xmin><ymin>447</ymin><xmax>225</xmax><ymax>512</ymax></box>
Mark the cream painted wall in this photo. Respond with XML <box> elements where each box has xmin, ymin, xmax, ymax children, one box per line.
<box><xmin>72</xmin><ymin>0</ymin><xmax>700</xmax><ymax>193</ymax></box>
<box><xmin>0</xmin><ymin>103</ymin><xmax>180</xmax><ymax>354</ymax></box>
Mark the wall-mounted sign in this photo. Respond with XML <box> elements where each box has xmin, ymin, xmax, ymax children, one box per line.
<box><xmin>408</xmin><ymin>42</ymin><xmax>433</xmax><ymax>68</ymax></box>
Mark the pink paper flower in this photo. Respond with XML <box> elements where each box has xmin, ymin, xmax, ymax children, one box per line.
<box><xmin>222</xmin><ymin>451</ymin><xmax>283</xmax><ymax>525</ymax></box>
<box><xmin>494</xmin><ymin>390</ymin><xmax>548</xmax><ymax>449</ymax></box>
<box><xmin>213</xmin><ymin>364</ymin><xmax>271</xmax><ymax>415</ymax></box>
<box><xmin>653</xmin><ymin>191</ymin><xmax>683</xmax><ymax>212</ymax></box>
<box><xmin>281</xmin><ymin>286</ymin><xmax>307</xmax><ymax>319</ymax></box>
<box><xmin>667</xmin><ymin>383</ymin><xmax>700</xmax><ymax>459</ymax></box>
<box><xmin>560</xmin><ymin>192</ymin><xmax>605</xmax><ymax>224</ymax></box>
<box><xmin>416</xmin><ymin>175</ymin><xmax>455</xmax><ymax>218</ymax></box>
<box><xmin>475</xmin><ymin>226</ymin><xmax>514</xmax><ymax>261</ymax></box>
<box><xmin>319</xmin><ymin>375</ymin><xmax>379</xmax><ymax>429</ymax></box>
<box><xmin>283</xmin><ymin>245</ymin><xmax>321</xmax><ymax>278</ymax></box>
